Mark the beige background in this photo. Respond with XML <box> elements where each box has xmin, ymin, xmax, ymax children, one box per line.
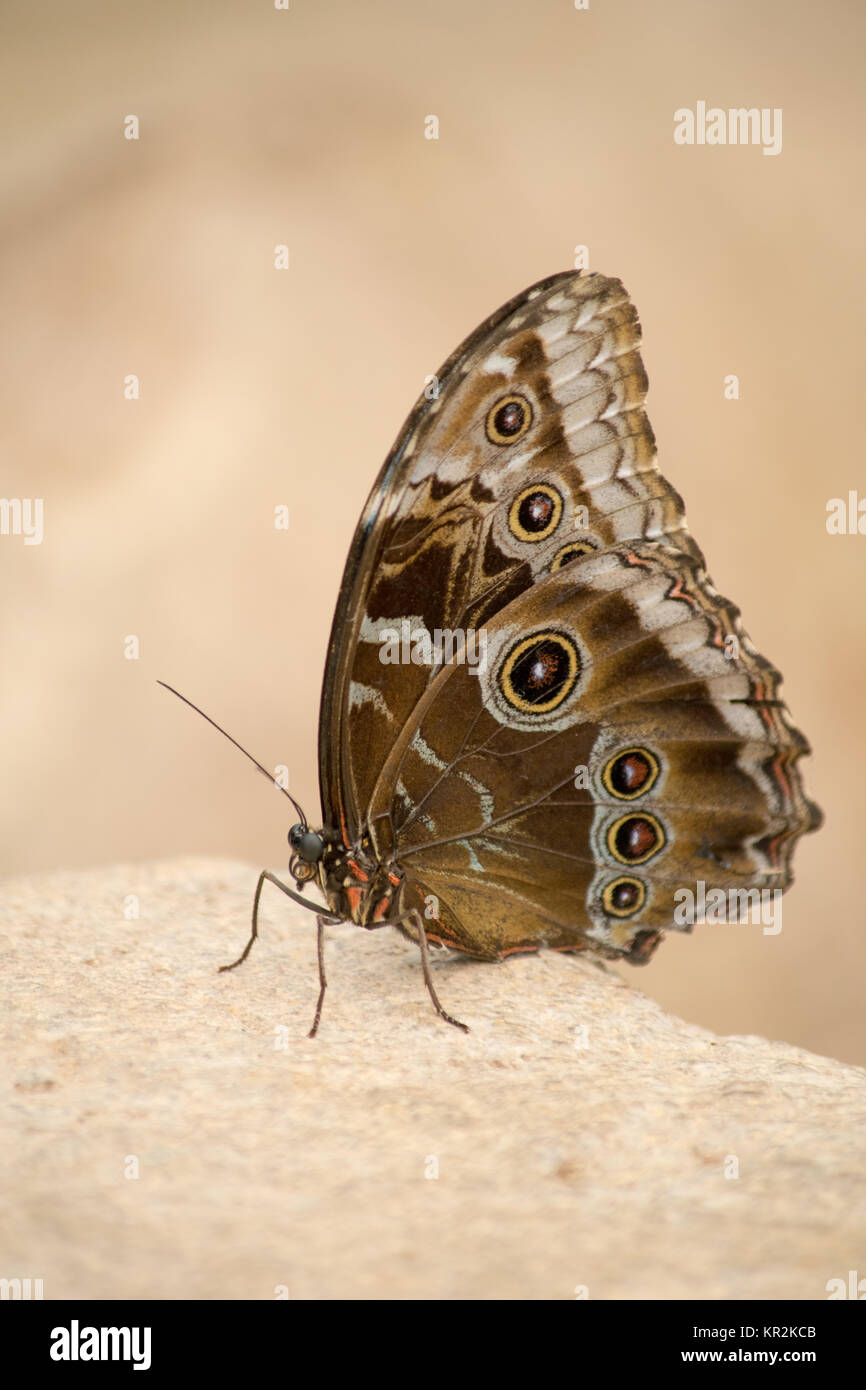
<box><xmin>1</xmin><ymin>0</ymin><xmax>863</xmax><ymax>1063</ymax></box>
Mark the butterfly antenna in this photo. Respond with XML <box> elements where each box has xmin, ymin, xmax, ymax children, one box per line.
<box><xmin>157</xmin><ymin>681</ymin><xmax>309</xmax><ymax>826</ymax></box>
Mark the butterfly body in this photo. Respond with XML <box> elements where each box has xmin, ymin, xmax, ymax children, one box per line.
<box><xmin>281</xmin><ymin>269</ymin><xmax>822</xmax><ymax>992</ymax></box>
<box><xmin>315</xmin><ymin>838</ymin><xmax>400</xmax><ymax>928</ymax></box>
<box><xmin>185</xmin><ymin>270</ymin><xmax>820</xmax><ymax>1033</ymax></box>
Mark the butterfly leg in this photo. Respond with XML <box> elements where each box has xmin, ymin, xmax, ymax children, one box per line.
<box><xmin>307</xmin><ymin>916</ymin><xmax>330</xmax><ymax>1039</ymax></box>
<box><xmin>398</xmin><ymin>909</ymin><xmax>470</xmax><ymax>1034</ymax></box>
<box><xmin>219</xmin><ymin>868</ymin><xmax>271</xmax><ymax>972</ymax></box>
<box><xmin>220</xmin><ymin>869</ymin><xmax>339</xmax><ymax>973</ymax></box>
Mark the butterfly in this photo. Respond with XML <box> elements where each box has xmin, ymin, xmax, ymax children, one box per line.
<box><xmin>163</xmin><ymin>270</ymin><xmax>821</xmax><ymax>1035</ymax></box>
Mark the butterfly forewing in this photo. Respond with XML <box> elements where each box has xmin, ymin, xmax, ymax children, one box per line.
<box><xmin>319</xmin><ymin>272</ymin><xmax>701</xmax><ymax>842</ymax></box>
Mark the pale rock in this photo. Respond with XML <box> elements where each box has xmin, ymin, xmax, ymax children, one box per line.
<box><xmin>1</xmin><ymin>858</ymin><xmax>863</xmax><ymax>1300</ymax></box>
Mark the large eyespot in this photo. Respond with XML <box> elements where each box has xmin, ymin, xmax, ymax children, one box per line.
<box><xmin>550</xmin><ymin>540</ymin><xmax>597</xmax><ymax>570</ymax></box>
<box><xmin>508</xmin><ymin>484</ymin><xmax>563</xmax><ymax>542</ymax></box>
<box><xmin>486</xmin><ymin>394</ymin><xmax>533</xmax><ymax>445</ymax></box>
<box><xmin>498</xmin><ymin>631</ymin><xmax>580</xmax><ymax>714</ymax></box>
<box><xmin>602</xmin><ymin>876</ymin><xmax>646</xmax><ymax>918</ymax></box>
<box><xmin>602</xmin><ymin>747</ymin><xmax>660</xmax><ymax>800</ymax></box>
<box><xmin>606</xmin><ymin>813</ymin><xmax>666</xmax><ymax>865</ymax></box>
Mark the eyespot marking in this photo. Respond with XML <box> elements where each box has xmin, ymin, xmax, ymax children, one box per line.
<box><xmin>602</xmin><ymin>747</ymin><xmax>660</xmax><ymax>800</ymax></box>
<box><xmin>486</xmin><ymin>394</ymin><xmax>533</xmax><ymax>445</ymax></box>
<box><xmin>498</xmin><ymin>631</ymin><xmax>579</xmax><ymax>714</ymax></box>
<box><xmin>606</xmin><ymin>813</ymin><xmax>666</xmax><ymax>865</ymax></box>
<box><xmin>508</xmin><ymin>484</ymin><xmax>563</xmax><ymax>542</ymax></box>
<box><xmin>551</xmin><ymin>540</ymin><xmax>597</xmax><ymax>570</ymax></box>
<box><xmin>601</xmin><ymin>876</ymin><xmax>646</xmax><ymax>918</ymax></box>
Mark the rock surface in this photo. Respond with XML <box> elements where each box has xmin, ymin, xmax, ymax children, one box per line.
<box><xmin>2</xmin><ymin>858</ymin><xmax>863</xmax><ymax>1301</ymax></box>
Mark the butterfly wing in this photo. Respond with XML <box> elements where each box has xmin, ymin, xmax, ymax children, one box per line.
<box><xmin>363</xmin><ymin>542</ymin><xmax>820</xmax><ymax>962</ymax></box>
<box><xmin>319</xmin><ymin>271</ymin><xmax>701</xmax><ymax>844</ymax></box>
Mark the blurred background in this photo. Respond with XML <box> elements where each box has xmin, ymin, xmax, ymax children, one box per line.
<box><xmin>1</xmin><ymin>0</ymin><xmax>863</xmax><ymax>1062</ymax></box>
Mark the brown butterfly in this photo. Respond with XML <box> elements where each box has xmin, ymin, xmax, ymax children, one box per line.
<box><xmin>163</xmin><ymin>270</ymin><xmax>821</xmax><ymax>1035</ymax></box>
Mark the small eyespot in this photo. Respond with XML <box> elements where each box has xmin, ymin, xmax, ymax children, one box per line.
<box><xmin>606</xmin><ymin>813</ymin><xmax>666</xmax><ymax>865</ymax></box>
<box><xmin>602</xmin><ymin>747</ymin><xmax>660</xmax><ymax>800</ymax></box>
<box><xmin>551</xmin><ymin>540</ymin><xmax>597</xmax><ymax>570</ymax></box>
<box><xmin>602</xmin><ymin>876</ymin><xmax>646</xmax><ymax>918</ymax></box>
<box><xmin>508</xmin><ymin>484</ymin><xmax>563</xmax><ymax>542</ymax></box>
<box><xmin>486</xmin><ymin>394</ymin><xmax>533</xmax><ymax>445</ymax></box>
<box><xmin>498</xmin><ymin>631</ymin><xmax>579</xmax><ymax>714</ymax></box>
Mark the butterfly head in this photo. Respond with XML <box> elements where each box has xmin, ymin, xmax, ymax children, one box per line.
<box><xmin>288</xmin><ymin>823</ymin><xmax>325</xmax><ymax>884</ymax></box>
<box><xmin>289</xmin><ymin>823</ymin><xmax>324</xmax><ymax>861</ymax></box>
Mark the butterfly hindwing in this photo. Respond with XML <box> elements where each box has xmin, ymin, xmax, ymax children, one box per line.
<box><xmin>362</xmin><ymin>542</ymin><xmax>819</xmax><ymax>962</ymax></box>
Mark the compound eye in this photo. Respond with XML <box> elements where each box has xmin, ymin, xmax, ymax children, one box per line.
<box><xmin>289</xmin><ymin>825</ymin><xmax>324</xmax><ymax>862</ymax></box>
